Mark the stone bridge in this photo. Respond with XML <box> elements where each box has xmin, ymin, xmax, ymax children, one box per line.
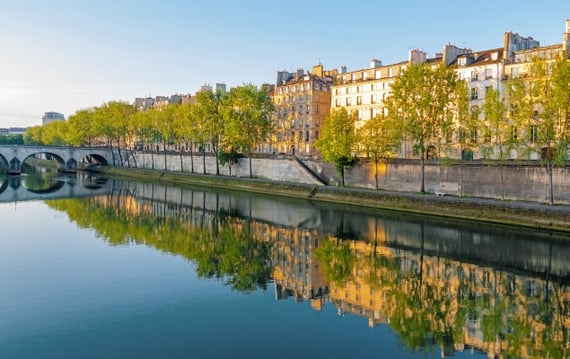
<box><xmin>0</xmin><ymin>173</ymin><xmax>112</xmax><ymax>203</ymax></box>
<box><xmin>0</xmin><ymin>145</ymin><xmax>114</xmax><ymax>174</ymax></box>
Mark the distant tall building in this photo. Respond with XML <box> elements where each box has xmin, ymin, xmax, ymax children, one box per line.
<box><xmin>42</xmin><ymin>112</ymin><xmax>65</xmax><ymax>126</ymax></box>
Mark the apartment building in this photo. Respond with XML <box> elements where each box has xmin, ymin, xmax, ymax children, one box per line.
<box><xmin>326</xmin><ymin>19</ymin><xmax>570</xmax><ymax>161</ymax></box>
<box><xmin>133</xmin><ymin>93</ymin><xmax>192</xmax><ymax>111</ymax></box>
<box><xmin>331</xmin><ymin>45</ymin><xmax>470</xmax><ymax>158</ymax></box>
<box><xmin>271</xmin><ymin>64</ymin><xmax>336</xmax><ymax>155</ymax></box>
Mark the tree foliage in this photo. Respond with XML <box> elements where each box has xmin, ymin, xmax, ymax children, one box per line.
<box><xmin>357</xmin><ymin>113</ymin><xmax>401</xmax><ymax>189</ymax></box>
<box><xmin>223</xmin><ymin>84</ymin><xmax>274</xmax><ymax>178</ymax></box>
<box><xmin>385</xmin><ymin>63</ymin><xmax>466</xmax><ymax>193</ymax></box>
<box><xmin>314</xmin><ymin>108</ymin><xmax>357</xmax><ymax>186</ymax></box>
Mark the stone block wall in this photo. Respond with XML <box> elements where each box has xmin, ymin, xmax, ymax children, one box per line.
<box><xmin>127</xmin><ymin>152</ymin><xmax>570</xmax><ymax>204</ymax></box>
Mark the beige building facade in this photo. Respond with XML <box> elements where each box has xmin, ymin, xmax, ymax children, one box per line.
<box><xmin>271</xmin><ymin>64</ymin><xmax>336</xmax><ymax>155</ymax></box>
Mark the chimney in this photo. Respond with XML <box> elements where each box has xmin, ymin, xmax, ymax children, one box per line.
<box><xmin>370</xmin><ymin>58</ymin><xmax>382</xmax><ymax>68</ymax></box>
<box><xmin>340</xmin><ymin>65</ymin><xmax>347</xmax><ymax>74</ymax></box>
<box><xmin>408</xmin><ymin>49</ymin><xmax>427</xmax><ymax>65</ymax></box>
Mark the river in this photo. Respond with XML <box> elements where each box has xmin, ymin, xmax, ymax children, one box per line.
<box><xmin>0</xmin><ymin>169</ymin><xmax>568</xmax><ymax>358</ymax></box>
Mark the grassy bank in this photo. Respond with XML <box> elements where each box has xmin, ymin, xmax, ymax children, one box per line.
<box><xmin>90</xmin><ymin>166</ymin><xmax>570</xmax><ymax>233</ymax></box>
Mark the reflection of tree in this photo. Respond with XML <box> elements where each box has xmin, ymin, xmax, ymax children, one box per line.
<box><xmin>314</xmin><ymin>238</ymin><xmax>355</xmax><ymax>284</ymax></box>
<box><xmin>314</xmin><ymin>234</ymin><xmax>570</xmax><ymax>358</ymax></box>
<box><xmin>22</xmin><ymin>169</ymin><xmax>65</xmax><ymax>194</ymax></box>
<box><xmin>46</xmin><ymin>195</ymin><xmax>273</xmax><ymax>293</ymax></box>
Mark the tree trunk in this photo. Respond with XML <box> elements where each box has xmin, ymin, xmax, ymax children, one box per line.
<box><xmin>179</xmin><ymin>152</ymin><xmax>184</xmax><ymax>172</ymax></box>
<box><xmin>116</xmin><ymin>138</ymin><xmax>124</xmax><ymax>166</ymax></box>
<box><xmin>189</xmin><ymin>141</ymin><xmax>194</xmax><ymax>173</ymax></box>
<box><xmin>131</xmin><ymin>149</ymin><xmax>137</xmax><ymax>168</ymax></box>
<box><xmin>341</xmin><ymin>165</ymin><xmax>345</xmax><ymax>186</ymax></box>
<box><xmin>163</xmin><ymin>141</ymin><xmax>167</xmax><ymax>170</ymax></box>
<box><xmin>500</xmin><ymin>165</ymin><xmax>505</xmax><ymax>200</ymax></box>
<box><xmin>420</xmin><ymin>155</ymin><xmax>425</xmax><ymax>194</ymax></box>
<box><xmin>548</xmin><ymin>163</ymin><xmax>554</xmax><ymax>205</ymax></box>
<box><xmin>151</xmin><ymin>146</ymin><xmax>155</xmax><ymax>170</ymax></box>
<box><xmin>374</xmin><ymin>159</ymin><xmax>379</xmax><ymax>190</ymax></box>
<box><xmin>214</xmin><ymin>145</ymin><xmax>220</xmax><ymax>176</ymax></box>
<box><xmin>249</xmin><ymin>147</ymin><xmax>253</xmax><ymax>178</ymax></box>
<box><xmin>203</xmin><ymin>151</ymin><xmax>206</xmax><ymax>174</ymax></box>
<box><xmin>109</xmin><ymin>139</ymin><xmax>116</xmax><ymax>166</ymax></box>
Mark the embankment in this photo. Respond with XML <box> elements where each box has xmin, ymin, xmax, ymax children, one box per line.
<box><xmin>89</xmin><ymin>166</ymin><xmax>570</xmax><ymax>233</ymax></box>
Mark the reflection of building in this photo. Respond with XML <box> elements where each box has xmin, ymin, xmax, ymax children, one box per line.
<box><xmin>272</xmin><ymin>228</ymin><xmax>328</xmax><ymax>311</ymax></box>
<box><xmin>42</xmin><ymin>111</ymin><xmax>65</xmax><ymax>126</ymax></box>
<box><xmin>272</xmin><ymin>65</ymin><xmax>336</xmax><ymax>156</ymax></box>
<box><xmin>322</xmin><ymin>236</ymin><xmax>570</xmax><ymax>358</ymax></box>
<box><xmin>88</xmin><ymin>183</ymin><xmax>570</xmax><ymax>359</ymax></box>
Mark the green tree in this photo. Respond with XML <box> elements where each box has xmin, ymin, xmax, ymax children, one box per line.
<box><xmin>385</xmin><ymin>63</ymin><xmax>464</xmax><ymax>193</ymax></box>
<box><xmin>315</xmin><ymin>108</ymin><xmax>356</xmax><ymax>186</ymax></box>
<box><xmin>357</xmin><ymin>113</ymin><xmax>401</xmax><ymax>189</ymax></box>
<box><xmin>95</xmin><ymin>101</ymin><xmax>136</xmax><ymax>166</ymax></box>
<box><xmin>194</xmin><ymin>89</ymin><xmax>226</xmax><ymax>175</ymax></box>
<box><xmin>223</xmin><ymin>84</ymin><xmax>274</xmax><ymax>178</ymax></box>
<box><xmin>0</xmin><ymin>134</ymin><xmax>24</xmax><ymax>145</ymax></box>
<box><xmin>66</xmin><ymin>108</ymin><xmax>98</xmax><ymax>146</ymax></box>
<box><xmin>522</xmin><ymin>55</ymin><xmax>570</xmax><ymax>204</ymax></box>
<box><xmin>23</xmin><ymin>126</ymin><xmax>44</xmax><ymax>145</ymax></box>
<box><xmin>481</xmin><ymin>86</ymin><xmax>510</xmax><ymax>199</ymax></box>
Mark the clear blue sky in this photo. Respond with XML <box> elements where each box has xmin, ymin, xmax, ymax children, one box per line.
<box><xmin>1</xmin><ymin>0</ymin><xmax>569</xmax><ymax>127</ymax></box>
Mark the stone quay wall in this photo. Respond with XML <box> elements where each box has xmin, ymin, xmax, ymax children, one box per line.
<box><xmin>125</xmin><ymin>152</ymin><xmax>570</xmax><ymax>204</ymax></box>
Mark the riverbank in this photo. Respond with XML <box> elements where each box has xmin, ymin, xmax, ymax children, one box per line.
<box><xmin>89</xmin><ymin>165</ymin><xmax>570</xmax><ymax>233</ymax></box>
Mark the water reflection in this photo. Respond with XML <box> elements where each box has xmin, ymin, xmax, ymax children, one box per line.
<box><xmin>0</xmin><ymin>169</ymin><xmax>109</xmax><ymax>202</ymax></box>
<box><xmin>45</xmin><ymin>179</ymin><xmax>569</xmax><ymax>358</ymax></box>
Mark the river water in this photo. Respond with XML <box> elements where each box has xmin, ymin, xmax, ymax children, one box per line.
<box><xmin>0</xmin><ymin>170</ymin><xmax>568</xmax><ymax>358</ymax></box>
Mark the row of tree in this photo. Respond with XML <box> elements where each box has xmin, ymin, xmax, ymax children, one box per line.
<box><xmin>0</xmin><ymin>133</ymin><xmax>23</xmax><ymax>145</ymax></box>
<box><xmin>24</xmin><ymin>83</ymin><xmax>274</xmax><ymax>178</ymax></box>
<box><xmin>23</xmin><ymin>56</ymin><xmax>569</xmax><ymax>203</ymax></box>
<box><xmin>315</xmin><ymin>55</ymin><xmax>570</xmax><ymax>203</ymax></box>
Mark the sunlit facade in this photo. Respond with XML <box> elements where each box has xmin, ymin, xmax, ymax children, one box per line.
<box><xmin>271</xmin><ymin>64</ymin><xmax>336</xmax><ymax>156</ymax></box>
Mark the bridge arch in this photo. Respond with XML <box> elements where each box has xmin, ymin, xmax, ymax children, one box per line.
<box><xmin>0</xmin><ymin>145</ymin><xmax>114</xmax><ymax>174</ymax></box>
<box><xmin>22</xmin><ymin>152</ymin><xmax>69</xmax><ymax>172</ymax></box>
<box><xmin>0</xmin><ymin>154</ymin><xmax>7</xmax><ymax>171</ymax></box>
<box><xmin>82</xmin><ymin>153</ymin><xmax>109</xmax><ymax>166</ymax></box>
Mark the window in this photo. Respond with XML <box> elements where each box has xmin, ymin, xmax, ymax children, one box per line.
<box><xmin>335</xmin><ymin>99</ymin><xmax>340</xmax><ymax>107</ymax></box>
<box><xmin>510</xmin><ymin>126</ymin><xmax>518</xmax><ymax>141</ymax></box>
<box><xmin>511</xmin><ymin>67</ymin><xmax>520</xmax><ymax>79</ymax></box>
<box><xmin>529</xmin><ymin>125</ymin><xmax>538</xmax><ymax>143</ymax></box>
<box><xmin>471</xmin><ymin>70</ymin><xmax>479</xmax><ymax>81</ymax></box>
<box><xmin>356</xmin><ymin>96</ymin><xmax>362</xmax><ymax>105</ymax></box>
<box><xmin>316</xmin><ymin>104</ymin><xmax>320</xmax><ymax>114</ymax></box>
<box><xmin>470</xmin><ymin>88</ymin><xmax>478</xmax><ymax>100</ymax></box>
<box><xmin>371</xmin><ymin>94</ymin><xmax>377</xmax><ymax>104</ymax></box>
<box><xmin>470</xmin><ymin>129</ymin><xmax>478</xmax><ymax>142</ymax></box>
<box><xmin>346</xmin><ymin>97</ymin><xmax>351</xmax><ymax>106</ymax></box>
<box><xmin>375</xmin><ymin>70</ymin><xmax>382</xmax><ymax>79</ymax></box>
<box><xmin>485</xmin><ymin>68</ymin><xmax>493</xmax><ymax>80</ymax></box>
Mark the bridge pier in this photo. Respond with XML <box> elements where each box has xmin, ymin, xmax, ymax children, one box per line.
<box><xmin>8</xmin><ymin>157</ymin><xmax>22</xmax><ymax>175</ymax></box>
<box><xmin>58</xmin><ymin>158</ymin><xmax>78</xmax><ymax>173</ymax></box>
